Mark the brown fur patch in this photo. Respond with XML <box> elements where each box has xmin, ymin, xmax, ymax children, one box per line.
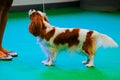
<box><xmin>82</xmin><ymin>31</ymin><xmax>95</xmax><ymax>55</ymax></box>
<box><xmin>44</xmin><ymin>28</ymin><xmax>55</xmax><ymax>41</ymax></box>
<box><xmin>54</xmin><ymin>28</ymin><xmax>80</xmax><ymax>47</ymax></box>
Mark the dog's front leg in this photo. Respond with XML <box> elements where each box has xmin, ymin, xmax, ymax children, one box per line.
<box><xmin>39</xmin><ymin>42</ymin><xmax>51</xmax><ymax>65</ymax></box>
<box><xmin>44</xmin><ymin>52</ymin><xmax>56</xmax><ymax>66</ymax></box>
<box><xmin>42</xmin><ymin>52</ymin><xmax>56</xmax><ymax>66</ymax></box>
<box><xmin>41</xmin><ymin>51</ymin><xmax>51</xmax><ymax>66</ymax></box>
<box><xmin>41</xmin><ymin>46</ymin><xmax>56</xmax><ymax>66</ymax></box>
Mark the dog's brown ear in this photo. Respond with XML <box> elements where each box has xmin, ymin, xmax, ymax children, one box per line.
<box><xmin>29</xmin><ymin>19</ymin><xmax>42</xmax><ymax>37</ymax></box>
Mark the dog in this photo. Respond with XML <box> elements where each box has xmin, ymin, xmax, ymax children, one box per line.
<box><xmin>28</xmin><ymin>9</ymin><xmax>118</xmax><ymax>67</ymax></box>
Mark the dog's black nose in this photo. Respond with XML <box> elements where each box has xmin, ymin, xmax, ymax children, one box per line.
<box><xmin>30</xmin><ymin>9</ymin><xmax>34</xmax><ymax>11</ymax></box>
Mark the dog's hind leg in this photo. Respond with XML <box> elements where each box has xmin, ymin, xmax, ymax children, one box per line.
<box><xmin>85</xmin><ymin>55</ymin><xmax>94</xmax><ymax>67</ymax></box>
<box><xmin>82</xmin><ymin>37</ymin><xmax>96</xmax><ymax>67</ymax></box>
<box><xmin>82</xmin><ymin>52</ymin><xmax>95</xmax><ymax>67</ymax></box>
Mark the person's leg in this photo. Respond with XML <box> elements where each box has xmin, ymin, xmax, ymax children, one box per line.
<box><xmin>0</xmin><ymin>1</ymin><xmax>7</xmax><ymax>57</ymax></box>
<box><xmin>0</xmin><ymin>0</ymin><xmax>13</xmax><ymax>58</ymax></box>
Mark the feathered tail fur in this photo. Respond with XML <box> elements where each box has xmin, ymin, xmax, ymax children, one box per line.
<box><xmin>93</xmin><ymin>32</ymin><xmax>118</xmax><ymax>48</ymax></box>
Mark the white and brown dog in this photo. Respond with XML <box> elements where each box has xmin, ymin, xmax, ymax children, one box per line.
<box><xmin>28</xmin><ymin>9</ymin><xmax>118</xmax><ymax>67</ymax></box>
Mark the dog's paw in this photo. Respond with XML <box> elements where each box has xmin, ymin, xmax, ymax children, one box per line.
<box><xmin>45</xmin><ymin>62</ymin><xmax>53</xmax><ymax>66</ymax></box>
<box><xmin>85</xmin><ymin>63</ymin><xmax>94</xmax><ymax>67</ymax></box>
<box><xmin>41</xmin><ymin>60</ymin><xmax>48</xmax><ymax>64</ymax></box>
<box><xmin>42</xmin><ymin>60</ymin><xmax>53</xmax><ymax>66</ymax></box>
<box><xmin>82</xmin><ymin>60</ymin><xmax>88</xmax><ymax>64</ymax></box>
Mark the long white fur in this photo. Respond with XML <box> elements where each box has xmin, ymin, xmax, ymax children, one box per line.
<box><xmin>92</xmin><ymin>31</ymin><xmax>118</xmax><ymax>48</ymax></box>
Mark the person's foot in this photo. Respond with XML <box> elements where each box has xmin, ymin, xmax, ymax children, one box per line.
<box><xmin>0</xmin><ymin>51</ymin><xmax>12</xmax><ymax>61</ymax></box>
<box><xmin>0</xmin><ymin>48</ymin><xmax>18</xmax><ymax>57</ymax></box>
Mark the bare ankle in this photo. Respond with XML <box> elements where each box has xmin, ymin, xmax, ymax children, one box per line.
<box><xmin>0</xmin><ymin>47</ymin><xmax>9</xmax><ymax>53</ymax></box>
<box><xmin>0</xmin><ymin>51</ymin><xmax>6</xmax><ymax>57</ymax></box>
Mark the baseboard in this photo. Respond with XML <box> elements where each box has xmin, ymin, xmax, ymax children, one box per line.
<box><xmin>80</xmin><ymin>0</ymin><xmax>120</xmax><ymax>11</ymax></box>
<box><xmin>10</xmin><ymin>1</ymin><xmax>80</xmax><ymax>12</ymax></box>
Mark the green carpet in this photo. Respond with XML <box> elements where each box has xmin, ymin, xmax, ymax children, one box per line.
<box><xmin>0</xmin><ymin>7</ymin><xmax>120</xmax><ymax>80</ymax></box>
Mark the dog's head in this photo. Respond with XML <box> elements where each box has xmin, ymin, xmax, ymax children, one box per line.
<box><xmin>28</xmin><ymin>9</ymin><xmax>49</xmax><ymax>22</ymax></box>
<box><xmin>28</xmin><ymin>9</ymin><xmax>49</xmax><ymax>37</ymax></box>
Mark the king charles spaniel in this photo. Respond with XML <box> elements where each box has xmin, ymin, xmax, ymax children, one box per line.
<box><xmin>28</xmin><ymin>9</ymin><xmax>118</xmax><ymax>67</ymax></box>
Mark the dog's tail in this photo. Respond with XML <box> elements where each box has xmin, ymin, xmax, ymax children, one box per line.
<box><xmin>93</xmin><ymin>31</ymin><xmax>118</xmax><ymax>48</ymax></box>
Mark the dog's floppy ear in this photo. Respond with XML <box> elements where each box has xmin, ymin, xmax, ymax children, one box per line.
<box><xmin>29</xmin><ymin>19</ymin><xmax>43</xmax><ymax>37</ymax></box>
